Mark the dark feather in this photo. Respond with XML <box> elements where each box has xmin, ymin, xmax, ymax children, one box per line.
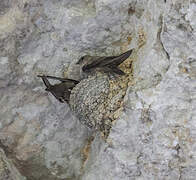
<box><xmin>38</xmin><ymin>75</ymin><xmax>79</xmax><ymax>84</ymax></box>
<box><xmin>82</xmin><ymin>49</ymin><xmax>133</xmax><ymax>72</ymax></box>
<box><xmin>110</xmin><ymin>67</ymin><xmax>125</xmax><ymax>75</ymax></box>
<box><xmin>37</xmin><ymin>75</ymin><xmax>51</xmax><ymax>88</ymax></box>
<box><xmin>38</xmin><ymin>75</ymin><xmax>78</xmax><ymax>103</ymax></box>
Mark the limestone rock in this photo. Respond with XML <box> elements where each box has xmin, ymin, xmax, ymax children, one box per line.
<box><xmin>0</xmin><ymin>148</ymin><xmax>26</xmax><ymax>180</ymax></box>
<box><xmin>81</xmin><ymin>0</ymin><xmax>196</xmax><ymax>179</ymax></box>
<box><xmin>0</xmin><ymin>0</ymin><xmax>195</xmax><ymax>179</ymax></box>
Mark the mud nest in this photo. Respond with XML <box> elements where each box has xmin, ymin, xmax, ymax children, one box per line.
<box><xmin>69</xmin><ymin>53</ymin><xmax>134</xmax><ymax>137</ymax></box>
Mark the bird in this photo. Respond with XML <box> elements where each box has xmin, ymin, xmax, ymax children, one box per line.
<box><xmin>37</xmin><ymin>75</ymin><xmax>79</xmax><ymax>103</ymax></box>
<box><xmin>76</xmin><ymin>49</ymin><xmax>133</xmax><ymax>75</ymax></box>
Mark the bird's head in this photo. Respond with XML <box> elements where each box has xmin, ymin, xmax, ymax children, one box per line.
<box><xmin>76</xmin><ymin>55</ymin><xmax>90</xmax><ymax>65</ymax></box>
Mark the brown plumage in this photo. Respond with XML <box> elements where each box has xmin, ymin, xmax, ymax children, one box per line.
<box><xmin>37</xmin><ymin>75</ymin><xmax>79</xmax><ymax>103</ymax></box>
<box><xmin>77</xmin><ymin>49</ymin><xmax>133</xmax><ymax>75</ymax></box>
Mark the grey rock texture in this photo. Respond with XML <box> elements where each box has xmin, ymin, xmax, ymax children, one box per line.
<box><xmin>81</xmin><ymin>0</ymin><xmax>196</xmax><ymax>180</ymax></box>
<box><xmin>0</xmin><ymin>0</ymin><xmax>195</xmax><ymax>180</ymax></box>
<box><xmin>0</xmin><ymin>148</ymin><xmax>26</xmax><ymax>180</ymax></box>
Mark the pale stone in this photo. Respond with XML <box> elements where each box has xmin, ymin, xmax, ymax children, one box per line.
<box><xmin>0</xmin><ymin>0</ymin><xmax>195</xmax><ymax>179</ymax></box>
<box><xmin>0</xmin><ymin>148</ymin><xmax>26</xmax><ymax>180</ymax></box>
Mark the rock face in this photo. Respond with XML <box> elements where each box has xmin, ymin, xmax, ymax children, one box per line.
<box><xmin>0</xmin><ymin>148</ymin><xmax>26</xmax><ymax>180</ymax></box>
<box><xmin>0</xmin><ymin>0</ymin><xmax>195</xmax><ymax>180</ymax></box>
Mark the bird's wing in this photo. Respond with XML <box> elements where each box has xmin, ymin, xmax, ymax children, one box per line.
<box><xmin>83</xmin><ymin>49</ymin><xmax>133</xmax><ymax>70</ymax></box>
<box><xmin>38</xmin><ymin>75</ymin><xmax>79</xmax><ymax>84</ymax></box>
<box><xmin>82</xmin><ymin>56</ymin><xmax>117</xmax><ymax>70</ymax></box>
<box><xmin>101</xmin><ymin>49</ymin><xmax>133</xmax><ymax>67</ymax></box>
<box><xmin>37</xmin><ymin>75</ymin><xmax>51</xmax><ymax>88</ymax></box>
<box><xmin>110</xmin><ymin>66</ymin><xmax>125</xmax><ymax>75</ymax></box>
<box><xmin>50</xmin><ymin>83</ymin><xmax>71</xmax><ymax>103</ymax></box>
<box><xmin>50</xmin><ymin>91</ymin><xmax>64</xmax><ymax>103</ymax></box>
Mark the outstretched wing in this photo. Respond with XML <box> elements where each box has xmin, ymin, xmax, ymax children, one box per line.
<box><xmin>83</xmin><ymin>49</ymin><xmax>133</xmax><ymax>71</ymax></box>
<box><xmin>106</xmin><ymin>49</ymin><xmax>133</xmax><ymax>66</ymax></box>
<box><xmin>37</xmin><ymin>75</ymin><xmax>78</xmax><ymax>103</ymax></box>
<box><xmin>41</xmin><ymin>75</ymin><xmax>79</xmax><ymax>84</ymax></box>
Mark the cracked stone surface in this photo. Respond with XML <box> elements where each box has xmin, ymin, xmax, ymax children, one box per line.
<box><xmin>0</xmin><ymin>0</ymin><xmax>195</xmax><ymax>179</ymax></box>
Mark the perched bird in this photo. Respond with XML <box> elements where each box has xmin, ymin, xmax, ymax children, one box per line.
<box><xmin>37</xmin><ymin>49</ymin><xmax>133</xmax><ymax>135</ymax></box>
<box><xmin>77</xmin><ymin>49</ymin><xmax>133</xmax><ymax>75</ymax></box>
<box><xmin>37</xmin><ymin>75</ymin><xmax>79</xmax><ymax>103</ymax></box>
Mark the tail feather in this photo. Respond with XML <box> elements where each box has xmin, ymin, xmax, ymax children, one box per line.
<box><xmin>110</xmin><ymin>67</ymin><xmax>125</xmax><ymax>75</ymax></box>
